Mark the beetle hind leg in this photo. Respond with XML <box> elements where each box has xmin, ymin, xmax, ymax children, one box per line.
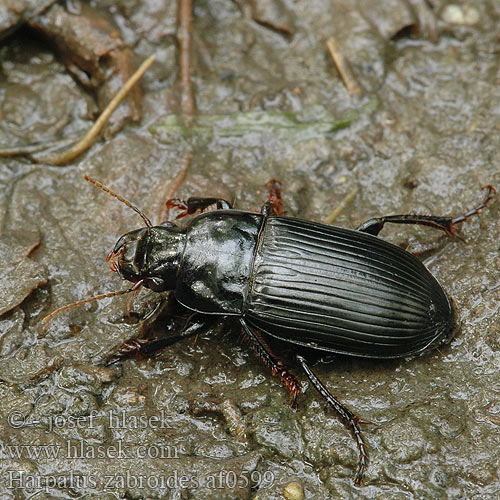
<box><xmin>356</xmin><ymin>185</ymin><xmax>495</xmax><ymax>237</ymax></box>
<box><xmin>296</xmin><ymin>354</ymin><xmax>369</xmax><ymax>486</ymax></box>
<box><xmin>240</xmin><ymin>319</ymin><xmax>301</xmax><ymax>407</ymax></box>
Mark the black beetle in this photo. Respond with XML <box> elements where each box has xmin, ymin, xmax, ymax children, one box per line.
<box><xmin>43</xmin><ymin>178</ymin><xmax>495</xmax><ymax>485</ymax></box>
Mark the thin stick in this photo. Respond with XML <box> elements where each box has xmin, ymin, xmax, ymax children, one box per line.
<box><xmin>326</xmin><ymin>36</ymin><xmax>361</xmax><ymax>95</ymax></box>
<box><xmin>178</xmin><ymin>0</ymin><xmax>195</xmax><ymax>118</ymax></box>
<box><xmin>0</xmin><ymin>137</ymin><xmax>76</xmax><ymax>157</ymax></box>
<box><xmin>34</xmin><ymin>54</ymin><xmax>156</xmax><ymax>166</ymax></box>
<box><xmin>324</xmin><ymin>187</ymin><xmax>358</xmax><ymax>225</ymax></box>
<box><xmin>83</xmin><ymin>175</ymin><xmax>153</xmax><ymax>227</ymax></box>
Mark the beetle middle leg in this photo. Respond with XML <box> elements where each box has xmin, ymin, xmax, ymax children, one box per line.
<box><xmin>296</xmin><ymin>354</ymin><xmax>369</xmax><ymax>486</ymax></box>
<box><xmin>356</xmin><ymin>185</ymin><xmax>495</xmax><ymax>236</ymax></box>
<box><xmin>261</xmin><ymin>179</ymin><xmax>284</xmax><ymax>216</ymax></box>
<box><xmin>166</xmin><ymin>197</ymin><xmax>233</xmax><ymax>218</ymax></box>
<box><xmin>240</xmin><ymin>319</ymin><xmax>301</xmax><ymax>407</ymax></box>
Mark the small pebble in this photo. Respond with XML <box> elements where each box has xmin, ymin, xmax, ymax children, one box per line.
<box><xmin>442</xmin><ymin>4</ymin><xmax>480</xmax><ymax>25</ymax></box>
<box><xmin>221</xmin><ymin>398</ymin><xmax>247</xmax><ymax>441</ymax></box>
<box><xmin>283</xmin><ymin>481</ymin><xmax>305</xmax><ymax>500</ymax></box>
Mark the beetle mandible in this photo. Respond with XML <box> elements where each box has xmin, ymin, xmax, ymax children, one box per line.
<box><xmin>43</xmin><ymin>177</ymin><xmax>495</xmax><ymax>485</ymax></box>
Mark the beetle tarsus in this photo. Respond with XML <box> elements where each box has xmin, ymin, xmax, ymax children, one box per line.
<box><xmin>261</xmin><ymin>179</ymin><xmax>284</xmax><ymax>216</ymax></box>
<box><xmin>106</xmin><ymin>338</ymin><xmax>153</xmax><ymax>364</ymax></box>
<box><xmin>450</xmin><ymin>184</ymin><xmax>496</xmax><ymax>226</ymax></box>
<box><xmin>165</xmin><ymin>199</ymin><xmax>189</xmax><ymax>218</ymax></box>
<box><xmin>296</xmin><ymin>354</ymin><xmax>369</xmax><ymax>485</ymax></box>
<box><xmin>166</xmin><ymin>197</ymin><xmax>233</xmax><ymax>218</ymax></box>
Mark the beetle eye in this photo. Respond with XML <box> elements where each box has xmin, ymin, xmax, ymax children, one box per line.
<box><xmin>145</xmin><ymin>277</ymin><xmax>166</xmax><ymax>292</ymax></box>
<box><xmin>159</xmin><ymin>220</ymin><xmax>178</xmax><ymax>228</ymax></box>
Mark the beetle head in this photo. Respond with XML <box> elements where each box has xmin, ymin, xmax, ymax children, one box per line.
<box><xmin>40</xmin><ymin>177</ymin><xmax>186</xmax><ymax>330</ymax></box>
<box><xmin>107</xmin><ymin>222</ymin><xmax>185</xmax><ymax>292</ymax></box>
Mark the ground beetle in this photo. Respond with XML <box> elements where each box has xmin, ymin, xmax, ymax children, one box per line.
<box><xmin>43</xmin><ymin>178</ymin><xmax>495</xmax><ymax>485</ymax></box>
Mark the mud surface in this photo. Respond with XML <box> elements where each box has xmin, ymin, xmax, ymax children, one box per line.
<box><xmin>0</xmin><ymin>1</ymin><xmax>499</xmax><ymax>499</ymax></box>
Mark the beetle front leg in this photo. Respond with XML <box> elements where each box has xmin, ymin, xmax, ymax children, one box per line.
<box><xmin>166</xmin><ymin>197</ymin><xmax>233</xmax><ymax>219</ymax></box>
<box><xmin>106</xmin><ymin>315</ymin><xmax>218</xmax><ymax>365</ymax></box>
<box><xmin>357</xmin><ymin>185</ymin><xmax>495</xmax><ymax>237</ymax></box>
<box><xmin>296</xmin><ymin>354</ymin><xmax>369</xmax><ymax>486</ymax></box>
<box><xmin>240</xmin><ymin>319</ymin><xmax>301</xmax><ymax>407</ymax></box>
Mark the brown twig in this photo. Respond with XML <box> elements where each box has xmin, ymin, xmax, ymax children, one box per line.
<box><xmin>153</xmin><ymin>0</ymin><xmax>195</xmax><ymax>222</ymax></box>
<box><xmin>155</xmin><ymin>151</ymin><xmax>192</xmax><ymax>223</ymax></box>
<box><xmin>167</xmin><ymin>152</ymin><xmax>192</xmax><ymax>201</ymax></box>
<box><xmin>32</xmin><ymin>54</ymin><xmax>156</xmax><ymax>166</ymax></box>
<box><xmin>230</xmin><ymin>0</ymin><xmax>293</xmax><ymax>36</ymax></box>
<box><xmin>178</xmin><ymin>0</ymin><xmax>195</xmax><ymax>119</ymax></box>
<box><xmin>326</xmin><ymin>36</ymin><xmax>361</xmax><ymax>95</ymax></box>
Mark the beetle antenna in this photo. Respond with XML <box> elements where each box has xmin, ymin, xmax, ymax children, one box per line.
<box><xmin>83</xmin><ymin>175</ymin><xmax>153</xmax><ymax>228</ymax></box>
<box><xmin>40</xmin><ymin>281</ymin><xmax>144</xmax><ymax>333</ymax></box>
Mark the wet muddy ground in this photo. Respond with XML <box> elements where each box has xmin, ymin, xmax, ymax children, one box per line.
<box><xmin>0</xmin><ymin>1</ymin><xmax>499</xmax><ymax>499</ymax></box>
